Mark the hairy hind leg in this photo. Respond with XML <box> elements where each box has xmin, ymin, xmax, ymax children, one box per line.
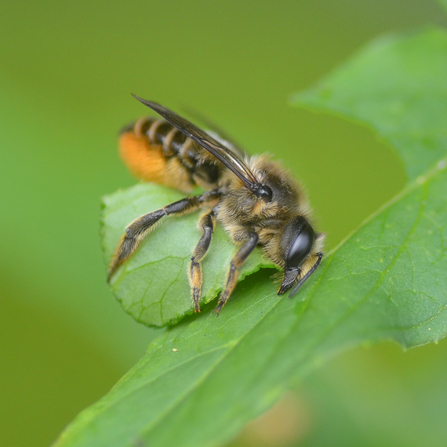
<box><xmin>107</xmin><ymin>189</ymin><xmax>220</xmax><ymax>280</ymax></box>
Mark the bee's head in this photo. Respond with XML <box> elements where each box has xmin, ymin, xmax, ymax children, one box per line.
<box><xmin>278</xmin><ymin>216</ymin><xmax>323</xmax><ymax>296</ymax></box>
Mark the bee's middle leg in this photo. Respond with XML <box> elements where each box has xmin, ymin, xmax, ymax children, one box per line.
<box><xmin>215</xmin><ymin>232</ymin><xmax>259</xmax><ymax>315</ymax></box>
<box><xmin>189</xmin><ymin>210</ymin><xmax>216</xmax><ymax>312</ymax></box>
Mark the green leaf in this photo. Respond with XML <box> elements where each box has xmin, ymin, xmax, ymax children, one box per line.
<box><xmin>55</xmin><ymin>28</ymin><xmax>447</xmax><ymax>447</ymax></box>
<box><xmin>101</xmin><ymin>184</ymin><xmax>275</xmax><ymax>327</ymax></box>
<box><xmin>292</xmin><ymin>28</ymin><xmax>447</xmax><ymax>182</ymax></box>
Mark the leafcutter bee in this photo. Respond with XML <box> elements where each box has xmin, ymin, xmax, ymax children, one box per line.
<box><xmin>108</xmin><ymin>95</ymin><xmax>325</xmax><ymax>314</ymax></box>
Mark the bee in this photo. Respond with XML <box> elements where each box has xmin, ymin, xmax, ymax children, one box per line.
<box><xmin>108</xmin><ymin>95</ymin><xmax>324</xmax><ymax>314</ymax></box>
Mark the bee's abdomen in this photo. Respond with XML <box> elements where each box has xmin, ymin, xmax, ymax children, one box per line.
<box><xmin>119</xmin><ymin>117</ymin><xmax>221</xmax><ymax>193</ymax></box>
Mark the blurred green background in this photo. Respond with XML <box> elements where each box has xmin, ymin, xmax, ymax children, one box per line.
<box><xmin>1</xmin><ymin>1</ymin><xmax>447</xmax><ymax>446</ymax></box>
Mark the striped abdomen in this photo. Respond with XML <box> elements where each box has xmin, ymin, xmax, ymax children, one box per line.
<box><xmin>119</xmin><ymin>117</ymin><xmax>223</xmax><ymax>193</ymax></box>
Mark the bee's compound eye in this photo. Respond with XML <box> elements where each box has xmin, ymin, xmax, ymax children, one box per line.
<box><xmin>286</xmin><ymin>220</ymin><xmax>315</xmax><ymax>268</ymax></box>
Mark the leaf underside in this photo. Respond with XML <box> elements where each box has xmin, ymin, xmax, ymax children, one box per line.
<box><xmin>56</xmin><ymin>28</ymin><xmax>447</xmax><ymax>447</ymax></box>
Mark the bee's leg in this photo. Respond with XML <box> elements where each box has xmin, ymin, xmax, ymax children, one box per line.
<box><xmin>215</xmin><ymin>232</ymin><xmax>259</xmax><ymax>315</ymax></box>
<box><xmin>189</xmin><ymin>210</ymin><xmax>216</xmax><ymax>313</ymax></box>
<box><xmin>108</xmin><ymin>189</ymin><xmax>221</xmax><ymax>280</ymax></box>
<box><xmin>277</xmin><ymin>267</ymin><xmax>301</xmax><ymax>295</ymax></box>
<box><xmin>288</xmin><ymin>252</ymin><xmax>323</xmax><ymax>297</ymax></box>
<box><xmin>278</xmin><ymin>252</ymin><xmax>323</xmax><ymax>297</ymax></box>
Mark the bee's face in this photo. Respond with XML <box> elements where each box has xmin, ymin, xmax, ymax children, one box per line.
<box><xmin>276</xmin><ymin>215</ymin><xmax>324</xmax><ymax>297</ymax></box>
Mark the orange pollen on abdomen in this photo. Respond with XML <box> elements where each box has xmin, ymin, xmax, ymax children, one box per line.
<box><xmin>118</xmin><ymin>131</ymin><xmax>195</xmax><ymax>193</ymax></box>
<box><xmin>119</xmin><ymin>131</ymin><xmax>169</xmax><ymax>184</ymax></box>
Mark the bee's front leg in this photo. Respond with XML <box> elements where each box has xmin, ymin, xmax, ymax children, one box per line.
<box><xmin>215</xmin><ymin>232</ymin><xmax>259</xmax><ymax>315</ymax></box>
<box><xmin>189</xmin><ymin>210</ymin><xmax>216</xmax><ymax>312</ymax></box>
<box><xmin>289</xmin><ymin>252</ymin><xmax>323</xmax><ymax>297</ymax></box>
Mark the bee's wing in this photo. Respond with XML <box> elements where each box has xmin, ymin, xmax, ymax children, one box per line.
<box><xmin>180</xmin><ymin>107</ymin><xmax>246</xmax><ymax>159</ymax></box>
<box><xmin>132</xmin><ymin>95</ymin><xmax>259</xmax><ymax>191</ymax></box>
